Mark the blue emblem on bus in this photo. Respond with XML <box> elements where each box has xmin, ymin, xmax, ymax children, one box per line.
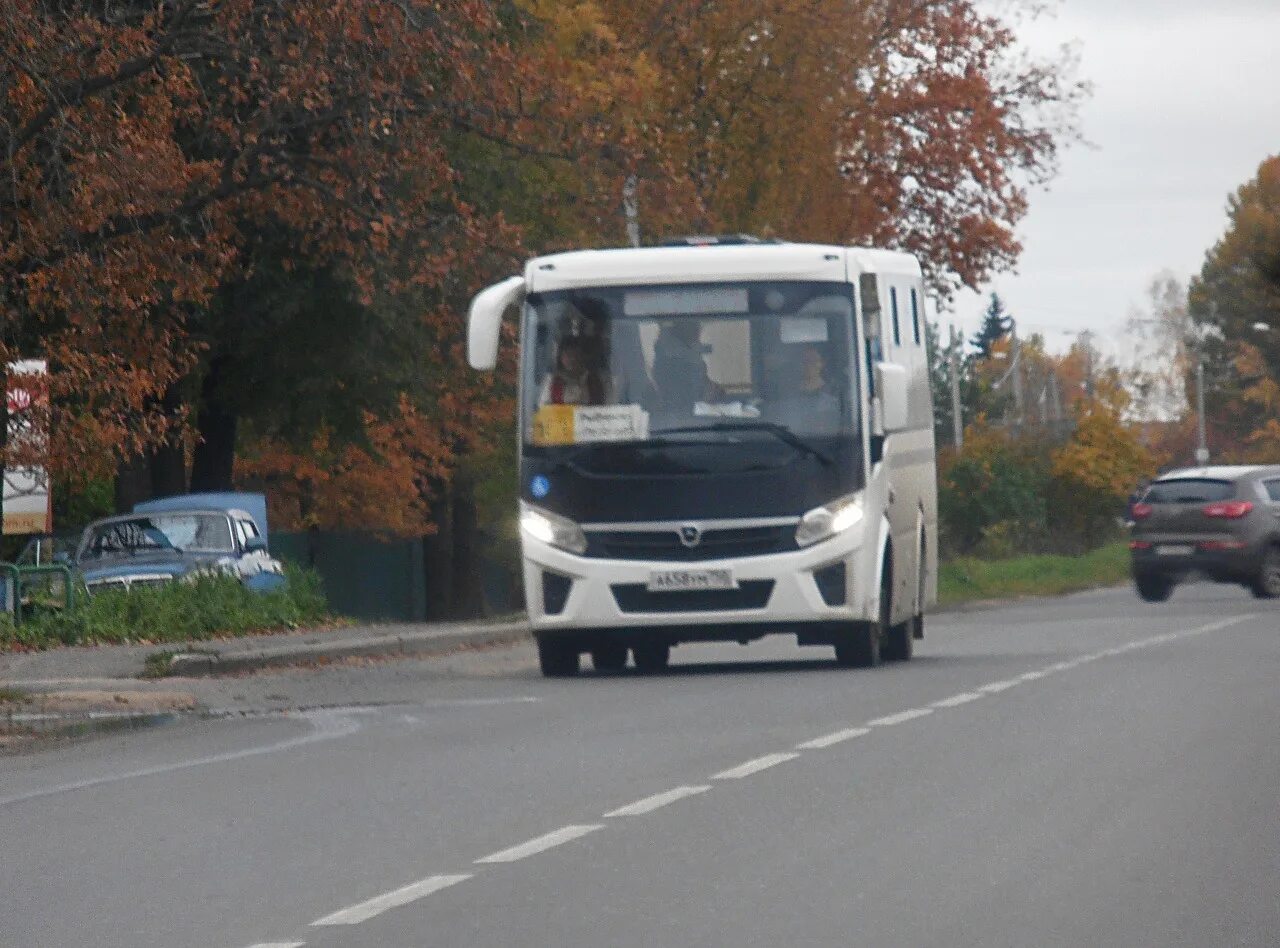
<box><xmin>531</xmin><ymin>475</ymin><xmax>551</xmax><ymax>499</ymax></box>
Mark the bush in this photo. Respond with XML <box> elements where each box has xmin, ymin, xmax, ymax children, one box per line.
<box><xmin>0</xmin><ymin>567</ymin><xmax>332</xmax><ymax>651</ymax></box>
<box><xmin>938</xmin><ymin>425</ymin><xmax>1051</xmax><ymax>555</ymax></box>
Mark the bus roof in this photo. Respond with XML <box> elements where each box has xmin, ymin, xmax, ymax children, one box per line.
<box><xmin>524</xmin><ymin>243</ymin><xmax>922</xmax><ymax>294</ymax></box>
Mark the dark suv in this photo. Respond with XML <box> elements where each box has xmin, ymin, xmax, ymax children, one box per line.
<box><xmin>1130</xmin><ymin>465</ymin><xmax>1280</xmax><ymax>602</ymax></box>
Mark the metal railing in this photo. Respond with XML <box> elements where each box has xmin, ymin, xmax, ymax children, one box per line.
<box><xmin>0</xmin><ymin>563</ymin><xmax>76</xmax><ymax>624</ymax></box>
<box><xmin>0</xmin><ymin>563</ymin><xmax>17</xmax><ymax>619</ymax></box>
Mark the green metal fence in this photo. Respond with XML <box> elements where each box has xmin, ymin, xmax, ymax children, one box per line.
<box><xmin>0</xmin><ymin>563</ymin><xmax>75</xmax><ymax>623</ymax></box>
<box><xmin>272</xmin><ymin>531</ymin><xmax>519</xmax><ymax>622</ymax></box>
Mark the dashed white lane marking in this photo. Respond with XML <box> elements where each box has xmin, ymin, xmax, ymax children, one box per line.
<box><xmin>796</xmin><ymin>727</ymin><xmax>871</xmax><ymax>750</ymax></box>
<box><xmin>312</xmin><ymin>874</ymin><xmax>472</xmax><ymax>926</ymax></box>
<box><xmin>931</xmin><ymin>692</ymin><xmax>983</xmax><ymax>709</ymax></box>
<box><xmin>242</xmin><ymin>612</ymin><xmax>1259</xmax><ymax>942</ymax></box>
<box><xmin>714</xmin><ymin>752</ymin><xmax>800</xmax><ymax>780</ymax></box>
<box><xmin>867</xmin><ymin>708</ymin><xmax>934</xmax><ymax>727</ymax></box>
<box><xmin>476</xmin><ymin>825</ymin><xmax>604</xmax><ymax>864</ymax></box>
<box><xmin>604</xmin><ymin>785</ymin><xmax>712</xmax><ymax>817</ymax></box>
<box><xmin>978</xmin><ymin>680</ymin><xmax>1018</xmax><ymax>694</ymax></box>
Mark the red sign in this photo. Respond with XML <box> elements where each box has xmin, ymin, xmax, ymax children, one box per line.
<box><xmin>6</xmin><ymin>388</ymin><xmax>32</xmax><ymax>413</ymax></box>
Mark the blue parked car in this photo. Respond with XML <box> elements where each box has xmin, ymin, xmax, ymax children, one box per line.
<box><xmin>75</xmin><ymin>493</ymin><xmax>285</xmax><ymax>595</ymax></box>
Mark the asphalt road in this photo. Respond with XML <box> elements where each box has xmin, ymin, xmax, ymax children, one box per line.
<box><xmin>2</xmin><ymin>584</ymin><xmax>1278</xmax><ymax>948</ymax></box>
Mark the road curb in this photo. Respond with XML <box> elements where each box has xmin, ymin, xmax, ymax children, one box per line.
<box><xmin>165</xmin><ymin>620</ymin><xmax>533</xmax><ymax>677</ymax></box>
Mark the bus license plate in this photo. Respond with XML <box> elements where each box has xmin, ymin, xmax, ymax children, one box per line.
<box><xmin>647</xmin><ymin>568</ymin><xmax>737</xmax><ymax>592</ymax></box>
<box><xmin>1156</xmin><ymin>544</ymin><xmax>1195</xmax><ymax>556</ymax></box>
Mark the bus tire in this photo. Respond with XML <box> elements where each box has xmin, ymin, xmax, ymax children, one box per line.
<box><xmin>590</xmin><ymin>642</ymin><xmax>628</xmax><ymax>672</ymax></box>
<box><xmin>885</xmin><ymin>557</ymin><xmax>920</xmax><ymax>661</ymax></box>
<box><xmin>838</xmin><ymin>554</ymin><xmax>891</xmax><ymax>667</ymax></box>
<box><xmin>632</xmin><ymin>641</ymin><xmax>670</xmax><ymax>673</ymax></box>
<box><xmin>835</xmin><ymin>622</ymin><xmax>881</xmax><ymax>667</ymax></box>
<box><xmin>884</xmin><ymin>619</ymin><xmax>914</xmax><ymax>661</ymax></box>
<box><xmin>537</xmin><ymin>636</ymin><xmax>580</xmax><ymax>677</ymax></box>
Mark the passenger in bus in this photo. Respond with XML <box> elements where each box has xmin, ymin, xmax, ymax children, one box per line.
<box><xmin>538</xmin><ymin>335</ymin><xmax>607</xmax><ymax>406</ymax></box>
<box><xmin>773</xmin><ymin>344</ymin><xmax>841</xmax><ymax>428</ymax></box>
<box><xmin>651</xmin><ymin>320</ymin><xmax>722</xmax><ymax>413</ymax></box>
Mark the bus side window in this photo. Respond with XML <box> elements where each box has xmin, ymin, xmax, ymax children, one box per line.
<box><xmin>859</xmin><ymin>273</ymin><xmax>881</xmax><ymax>396</ymax></box>
<box><xmin>911</xmin><ymin>288</ymin><xmax>922</xmax><ymax>345</ymax></box>
<box><xmin>890</xmin><ymin>287</ymin><xmax>901</xmax><ymax>346</ymax></box>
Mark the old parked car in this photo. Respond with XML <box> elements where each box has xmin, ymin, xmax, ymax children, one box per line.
<box><xmin>1129</xmin><ymin>465</ymin><xmax>1280</xmax><ymax>602</ymax></box>
<box><xmin>75</xmin><ymin>493</ymin><xmax>285</xmax><ymax>595</ymax></box>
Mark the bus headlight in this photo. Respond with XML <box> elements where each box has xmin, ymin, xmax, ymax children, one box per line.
<box><xmin>795</xmin><ymin>493</ymin><xmax>864</xmax><ymax>549</ymax></box>
<box><xmin>520</xmin><ymin>503</ymin><xmax>588</xmax><ymax>555</ymax></box>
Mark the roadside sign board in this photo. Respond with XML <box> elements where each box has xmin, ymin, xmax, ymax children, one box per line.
<box><xmin>4</xmin><ymin>360</ymin><xmax>52</xmax><ymax>535</ymax></box>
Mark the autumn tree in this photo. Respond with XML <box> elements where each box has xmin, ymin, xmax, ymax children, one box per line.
<box><xmin>0</xmin><ymin>1</ymin><xmax>631</xmax><ymax>532</ymax></box>
<box><xmin>1050</xmin><ymin>389</ymin><xmax>1153</xmax><ymax>549</ymax></box>
<box><xmin>594</xmin><ymin>0</ymin><xmax>1085</xmax><ymax>299</ymax></box>
<box><xmin>1190</xmin><ymin>155</ymin><xmax>1280</xmax><ymax>376</ymax></box>
<box><xmin>1186</xmin><ymin>154</ymin><xmax>1280</xmax><ymax>463</ymax></box>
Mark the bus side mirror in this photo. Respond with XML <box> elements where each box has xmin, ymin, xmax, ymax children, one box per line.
<box><xmin>875</xmin><ymin>362</ymin><xmax>909</xmax><ymax>432</ymax></box>
<box><xmin>467</xmin><ymin>276</ymin><xmax>526</xmax><ymax>370</ymax></box>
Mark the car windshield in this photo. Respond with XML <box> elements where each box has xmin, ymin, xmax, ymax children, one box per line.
<box><xmin>1144</xmin><ymin>479</ymin><xmax>1235</xmax><ymax>504</ymax></box>
<box><xmin>80</xmin><ymin>513</ymin><xmax>235</xmax><ymax>559</ymax></box>
<box><xmin>522</xmin><ymin>281</ymin><xmax>857</xmax><ymax>451</ymax></box>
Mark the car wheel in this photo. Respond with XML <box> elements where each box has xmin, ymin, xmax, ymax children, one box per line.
<box><xmin>632</xmin><ymin>641</ymin><xmax>670</xmax><ymax>673</ymax></box>
<box><xmin>590</xmin><ymin>642</ymin><xmax>628</xmax><ymax>672</ymax></box>
<box><xmin>537</xmin><ymin>637</ymin><xmax>580</xmax><ymax>677</ymax></box>
<box><xmin>1135</xmin><ymin>573</ymin><xmax>1174</xmax><ymax>603</ymax></box>
<box><xmin>1250</xmin><ymin>546</ymin><xmax>1280</xmax><ymax>599</ymax></box>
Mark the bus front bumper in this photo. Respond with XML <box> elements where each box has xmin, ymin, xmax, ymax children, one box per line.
<box><xmin>521</xmin><ymin>529</ymin><xmax>873</xmax><ymax>634</ymax></box>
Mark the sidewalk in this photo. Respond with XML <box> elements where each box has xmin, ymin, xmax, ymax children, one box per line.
<box><xmin>1</xmin><ymin>616</ymin><xmax>531</xmax><ymax>749</ymax></box>
<box><xmin>0</xmin><ymin>615</ymin><xmax>531</xmax><ymax>688</ymax></box>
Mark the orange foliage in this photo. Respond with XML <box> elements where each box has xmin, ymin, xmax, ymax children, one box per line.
<box><xmin>237</xmin><ymin>398</ymin><xmax>450</xmax><ymax>538</ymax></box>
<box><xmin>594</xmin><ymin>0</ymin><xmax>1085</xmax><ymax>297</ymax></box>
<box><xmin>0</xmin><ymin>0</ymin><xmax>542</xmax><ymax>485</ymax></box>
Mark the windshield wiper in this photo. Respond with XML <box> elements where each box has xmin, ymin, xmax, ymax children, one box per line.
<box><xmin>648</xmin><ymin>423</ymin><xmax>833</xmax><ymax>466</ymax></box>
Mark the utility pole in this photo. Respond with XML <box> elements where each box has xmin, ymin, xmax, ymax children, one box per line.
<box><xmin>1010</xmin><ymin>319</ymin><xmax>1025</xmax><ymax>430</ymax></box>
<box><xmin>623</xmin><ymin>175</ymin><xmax>641</xmax><ymax>248</ymax></box>
<box><xmin>1195</xmin><ymin>355</ymin><xmax>1209</xmax><ymax>466</ymax></box>
<box><xmin>1079</xmin><ymin>330</ymin><xmax>1095</xmax><ymax>399</ymax></box>
<box><xmin>948</xmin><ymin>324</ymin><xmax>963</xmax><ymax>450</ymax></box>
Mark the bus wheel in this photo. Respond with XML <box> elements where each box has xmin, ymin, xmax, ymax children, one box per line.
<box><xmin>884</xmin><ymin>620</ymin><xmax>914</xmax><ymax>661</ymax></box>
<box><xmin>837</xmin><ymin>559</ymin><xmax>890</xmax><ymax>667</ymax></box>
<box><xmin>537</xmin><ymin>637</ymin><xmax>580</xmax><ymax>677</ymax></box>
<box><xmin>885</xmin><ymin>570</ymin><xmax>916</xmax><ymax>661</ymax></box>
<box><xmin>835</xmin><ymin>622</ymin><xmax>881</xmax><ymax>667</ymax></box>
<box><xmin>590</xmin><ymin>642</ymin><xmax>628</xmax><ymax>672</ymax></box>
<box><xmin>632</xmin><ymin>641</ymin><xmax>670</xmax><ymax>673</ymax></box>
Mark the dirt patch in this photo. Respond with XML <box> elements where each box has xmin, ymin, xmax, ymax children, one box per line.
<box><xmin>30</xmin><ymin>690</ymin><xmax>197</xmax><ymax>713</ymax></box>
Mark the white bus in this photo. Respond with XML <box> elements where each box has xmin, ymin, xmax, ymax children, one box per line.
<box><xmin>467</xmin><ymin>237</ymin><xmax>938</xmax><ymax>676</ymax></box>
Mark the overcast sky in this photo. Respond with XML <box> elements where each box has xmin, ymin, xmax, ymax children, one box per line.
<box><xmin>948</xmin><ymin>0</ymin><xmax>1280</xmax><ymax>358</ymax></box>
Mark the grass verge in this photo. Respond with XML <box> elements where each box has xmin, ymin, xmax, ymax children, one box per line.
<box><xmin>939</xmin><ymin>542</ymin><xmax>1129</xmax><ymax>607</ymax></box>
<box><xmin>0</xmin><ymin>567</ymin><xmax>332</xmax><ymax>651</ymax></box>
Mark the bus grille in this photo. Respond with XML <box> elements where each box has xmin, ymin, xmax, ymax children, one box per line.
<box><xmin>585</xmin><ymin>525</ymin><xmax>797</xmax><ymax>562</ymax></box>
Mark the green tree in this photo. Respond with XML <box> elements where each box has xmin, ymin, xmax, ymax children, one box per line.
<box><xmin>971</xmin><ymin>293</ymin><xmax>1013</xmax><ymax>357</ymax></box>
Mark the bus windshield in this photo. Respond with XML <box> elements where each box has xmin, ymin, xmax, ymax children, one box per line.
<box><xmin>522</xmin><ymin>281</ymin><xmax>858</xmax><ymax>452</ymax></box>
